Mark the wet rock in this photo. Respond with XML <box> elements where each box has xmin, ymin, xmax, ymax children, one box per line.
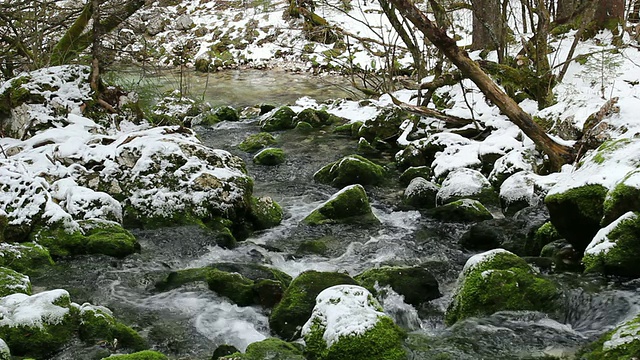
<box><xmin>303</xmin><ymin>184</ymin><xmax>379</xmax><ymax>226</ymax></box>
<box><xmin>396</xmin><ymin>133</ymin><xmax>471</xmax><ymax>171</ymax></box>
<box><xmin>253</xmin><ymin>147</ymin><xmax>285</xmax><ymax>165</ymax></box>
<box><xmin>314</xmin><ymin>154</ymin><xmax>386</xmax><ymax>187</ymax></box>
<box><xmin>249</xmin><ymin>196</ymin><xmax>283</xmax><ymax>230</ymax></box>
<box><xmin>399</xmin><ymin>166</ymin><xmax>432</xmax><ymax>186</ymax></box>
<box><xmin>436</xmin><ymin>168</ymin><xmax>498</xmax><ymax>207</ymax></box>
<box><xmin>269</xmin><ymin>270</ymin><xmax>358</xmax><ymax>340</ymax></box>
<box><xmin>578</xmin><ymin>312</ymin><xmax>640</xmax><ymax>359</ymax></box>
<box><xmin>220</xmin><ymin>338</ymin><xmax>304</xmax><ymax>359</ymax></box>
<box><xmin>429</xmin><ymin>199</ymin><xmax>493</xmax><ymax>223</ymax></box>
<box><xmin>198</xmin><ymin>106</ymin><xmax>240</xmax><ymax>125</ymax></box>
<box><xmin>540</xmin><ymin>240</ymin><xmax>582</xmax><ymax>272</ymax></box>
<box><xmin>212</xmin><ymin>344</ymin><xmax>239</xmax><ymax>359</ymax></box>
<box><xmin>357</xmin><ymin>106</ymin><xmax>412</xmax><ymax>143</ymax></box>
<box><xmin>108</xmin><ymin>351</ymin><xmax>168</xmax><ymax>359</ymax></box>
<box><xmin>355</xmin><ymin>266</ymin><xmax>441</xmax><ymax>307</ymax></box>
<box><xmin>403</xmin><ymin>177</ymin><xmax>439</xmax><ymax>209</ymax></box>
<box><xmin>583</xmin><ymin>212</ymin><xmax>640</xmax><ymax>277</ymax></box>
<box><xmin>356</xmin><ymin>137</ymin><xmax>378</xmax><ymax>155</ymax></box>
<box><xmin>295</xmin><ymin>108</ymin><xmax>340</xmax><ymax>128</ymax></box>
<box><xmin>445</xmin><ymin>249</ymin><xmax>561</xmax><ymax>325</ymax></box>
<box><xmin>77</xmin><ymin>303</ymin><xmax>147</xmax><ymax>352</ymax></box>
<box><xmin>0</xmin><ymin>267</ymin><xmax>31</xmax><ymax>297</ymax></box>
<box><xmin>532</xmin><ymin>222</ymin><xmax>563</xmax><ymax>255</ymax></box>
<box><xmin>301</xmin><ymin>285</ymin><xmax>406</xmax><ymax>360</ymax></box>
<box><xmin>238</xmin><ymin>132</ymin><xmax>277</xmax><ymax>153</ymax></box>
<box><xmin>260</xmin><ymin>106</ymin><xmax>296</xmax><ymax>131</ymax></box>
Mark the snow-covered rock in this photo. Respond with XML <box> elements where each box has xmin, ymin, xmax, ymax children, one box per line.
<box><xmin>436</xmin><ymin>168</ymin><xmax>498</xmax><ymax>206</ymax></box>
<box><xmin>583</xmin><ymin>211</ymin><xmax>640</xmax><ymax>277</ymax></box>
<box><xmin>403</xmin><ymin>177</ymin><xmax>439</xmax><ymax>208</ymax></box>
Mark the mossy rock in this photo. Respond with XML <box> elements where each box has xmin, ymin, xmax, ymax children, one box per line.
<box><xmin>261</xmin><ymin>106</ymin><xmax>297</xmax><ymax>132</ymax></box>
<box><xmin>333</xmin><ymin>121</ymin><xmax>363</xmax><ymax>137</ymax></box>
<box><xmin>213</xmin><ymin>344</ymin><xmax>240</xmax><ymax>359</ymax></box>
<box><xmin>269</xmin><ymin>270</ymin><xmax>358</xmax><ymax>340</ymax></box>
<box><xmin>357</xmin><ymin>107</ymin><xmax>412</xmax><ymax>144</ymax></box>
<box><xmin>295</xmin><ymin>121</ymin><xmax>314</xmax><ymax>133</ymax></box>
<box><xmin>221</xmin><ymin>338</ymin><xmax>304</xmax><ymax>360</ymax></box>
<box><xmin>602</xmin><ymin>171</ymin><xmax>640</xmax><ymax>226</ymax></box>
<box><xmin>0</xmin><ymin>339</ymin><xmax>9</xmax><ymax>360</ymax></box>
<box><xmin>296</xmin><ymin>108</ymin><xmax>340</xmax><ymax>128</ymax></box>
<box><xmin>77</xmin><ymin>304</ymin><xmax>147</xmax><ymax>351</ymax></box>
<box><xmin>296</xmin><ymin>239</ymin><xmax>329</xmax><ymax>256</ymax></box>
<box><xmin>0</xmin><ymin>242</ymin><xmax>54</xmax><ymax>275</ymax></box>
<box><xmin>445</xmin><ymin>249</ymin><xmax>561</xmax><ymax>325</ymax></box>
<box><xmin>577</xmin><ymin>312</ymin><xmax>640</xmax><ymax>360</ymax></box>
<box><xmin>238</xmin><ymin>132</ymin><xmax>277</xmax><ymax>153</ymax></box>
<box><xmin>313</xmin><ymin>154</ymin><xmax>386</xmax><ymax>188</ymax></box>
<box><xmin>532</xmin><ymin>222</ymin><xmax>562</xmax><ymax>255</ymax></box>
<box><xmin>259</xmin><ymin>104</ymin><xmax>277</xmax><ymax>115</ymax></box>
<box><xmin>253</xmin><ymin>147</ymin><xmax>285</xmax><ymax>166</ymax></box>
<box><xmin>355</xmin><ymin>266</ymin><xmax>440</xmax><ymax>307</ymax></box>
<box><xmin>106</xmin><ymin>350</ymin><xmax>168</xmax><ymax>360</ymax></box>
<box><xmin>583</xmin><ymin>212</ymin><xmax>640</xmax><ymax>277</ymax></box>
<box><xmin>302</xmin><ymin>285</ymin><xmax>406</xmax><ymax>360</ymax></box>
<box><xmin>30</xmin><ymin>220</ymin><xmax>138</xmax><ymax>258</ymax></box>
<box><xmin>0</xmin><ymin>214</ymin><xmax>6</xmax><ymax>242</ymax></box>
<box><xmin>0</xmin><ymin>290</ymin><xmax>76</xmax><ymax>358</ymax></box>
<box><xmin>249</xmin><ymin>196</ymin><xmax>283</xmax><ymax>230</ymax></box>
<box><xmin>399</xmin><ymin>166</ymin><xmax>432</xmax><ymax>186</ymax></box>
<box><xmin>356</xmin><ymin>137</ymin><xmax>378</xmax><ymax>155</ymax></box>
<box><xmin>540</xmin><ymin>239</ymin><xmax>582</xmax><ymax>272</ymax></box>
<box><xmin>0</xmin><ymin>267</ymin><xmax>31</xmax><ymax>297</ymax></box>
<box><xmin>403</xmin><ymin>177</ymin><xmax>439</xmax><ymax>209</ymax></box>
<box><xmin>213</xmin><ymin>106</ymin><xmax>240</xmax><ymax>122</ymax></box>
<box><xmin>429</xmin><ymin>199</ymin><xmax>493</xmax><ymax>223</ymax></box>
<box><xmin>303</xmin><ymin>184</ymin><xmax>379</xmax><ymax>226</ymax></box>
<box><xmin>545</xmin><ymin>184</ymin><xmax>608</xmax><ymax>253</ymax></box>
<box><xmin>436</xmin><ymin>168</ymin><xmax>499</xmax><ymax>207</ymax></box>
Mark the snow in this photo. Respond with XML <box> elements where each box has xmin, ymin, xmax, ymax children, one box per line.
<box><xmin>603</xmin><ymin>317</ymin><xmax>640</xmax><ymax>351</ymax></box>
<box><xmin>437</xmin><ymin>168</ymin><xmax>490</xmax><ymax>203</ymax></box>
<box><xmin>0</xmin><ymin>289</ymin><xmax>70</xmax><ymax>329</ymax></box>
<box><xmin>301</xmin><ymin>285</ymin><xmax>386</xmax><ymax>347</ymax></box>
<box><xmin>585</xmin><ymin>212</ymin><xmax>637</xmax><ymax>256</ymax></box>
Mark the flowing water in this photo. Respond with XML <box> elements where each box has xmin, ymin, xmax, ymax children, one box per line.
<box><xmin>34</xmin><ymin>70</ymin><xmax>640</xmax><ymax>359</ymax></box>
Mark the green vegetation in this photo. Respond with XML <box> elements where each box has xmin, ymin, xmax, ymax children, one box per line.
<box><xmin>0</xmin><ymin>267</ymin><xmax>31</xmax><ymax>296</ymax></box>
<box><xmin>355</xmin><ymin>266</ymin><xmax>440</xmax><ymax>307</ymax></box>
<box><xmin>107</xmin><ymin>351</ymin><xmax>168</xmax><ymax>360</ymax></box>
<box><xmin>222</xmin><ymin>338</ymin><xmax>304</xmax><ymax>359</ymax></box>
<box><xmin>314</xmin><ymin>154</ymin><xmax>386</xmax><ymax>187</ymax></box>
<box><xmin>583</xmin><ymin>212</ymin><xmax>640</xmax><ymax>277</ymax></box>
<box><xmin>303</xmin><ymin>184</ymin><xmax>379</xmax><ymax>226</ymax></box>
<box><xmin>253</xmin><ymin>147</ymin><xmax>286</xmax><ymax>165</ymax></box>
<box><xmin>238</xmin><ymin>132</ymin><xmax>278</xmax><ymax>152</ymax></box>
<box><xmin>261</xmin><ymin>106</ymin><xmax>297</xmax><ymax>131</ymax></box>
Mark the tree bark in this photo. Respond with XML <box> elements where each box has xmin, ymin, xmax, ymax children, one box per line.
<box><xmin>388</xmin><ymin>0</ymin><xmax>576</xmax><ymax>170</ymax></box>
<box><xmin>470</xmin><ymin>0</ymin><xmax>502</xmax><ymax>51</ymax></box>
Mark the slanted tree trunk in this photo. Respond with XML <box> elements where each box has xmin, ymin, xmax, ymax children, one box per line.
<box><xmin>470</xmin><ymin>0</ymin><xmax>502</xmax><ymax>50</ymax></box>
<box><xmin>388</xmin><ymin>0</ymin><xmax>576</xmax><ymax>170</ymax></box>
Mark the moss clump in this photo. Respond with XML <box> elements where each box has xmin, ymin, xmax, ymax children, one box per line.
<box><xmin>314</xmin><ymin>154</ymin><xmax>386</xmax><ymax>188</ymax></box>
<box><xmin>355</xmin><ymin>266</ymin><xmax>441</xmax><ymax>307</ymax></box>
<box><xmin>296</xmin><ymin>239</ymin><xmax>329</xmax><ymax>256</ymax></box>
<box><xmin>0</xmin><ymin>242</ymin><xmax>54</xmax><ymax>275</ymax></box>
<box><xmin>399</xmin><ymin>166</ymin><xmax>432</xmax><ymax>186</ymax></box>
<box><xmin>429</xmin><ymin>199</ymin><xmax>493</xmax><ymax>223</ymax></box>
<box><xmin>238</xmin><ymin>132</ymin><xmax>277</xmax><ymax>153</ymax></box>
<box><xmin>78</xmin><ymin>305</ymin><xmax>147</xmax><ymax>351</ymax></box>
<box><xmin>222</xmin><ymin>338</ymin><xmax>305</xmax><ymax>360</ymax></box>
<box><xmin>602</xmin><ymin>172</ymin><xmax>640</xmax><ymax>226</ymax></box>
<box><xmin>445</xmin><ymin>250</ymin><xmax>560</xmax><ymax>325</ymax></box>
<box><xmin>303</xmin><ymin>184</ymin><xmax>379</xmax><ymax>226</ymax></box>
<box><xmin>214</xmin><ymin>106</ymin><xmax>240</xmax><ymax>122</ymax></box>
<box><xmin>296</xmin><ymin>108</ymin><xmax>341</xmax><ymax>128</ymax></box>
<box><xmin>545</xmin><ymin>184</ymin><xmax>608</xmax><ymax>253</ymax></box>
<box><xmin>583</xmin><ymin>212</ymin><xmax>640</xmax><ymax>277</ymax></box>
<box><xmin>261</xmin><ymin>106</ymin><xmax>297</xmax><ymax>132</ymax></box>
<box><xmin>0</xmin><ymin>267</ymin><xmax>31</xmax><ymax>297</ymax></box>
<box><xmin>357</xmin><ymin>107</ymin><xmax>412</xmax><ymax>144</ymax></box>
<box><xmin>532</xmin><ymin>222</ymin><xmax>563</xmax><ymax>256</ymax></box>
<box><xmin>106</xmin><ymin>351</ymin><xmax>168</xmax><ymax>360</ymax></box>
<box><xmin>253</xmin><ymin>147</ymin><xmax>285</xmax><ymax>166</ymax></box>
<box><xmin>249</xmin><ymin>196</ymin><xmax>283</xmax><ymax>230</ymax></box>
<box><xmin>577</xmin><ymin>313</ymin><xmax>640</xmax><ymax>360</ymax></box>
<box><xmin>269</xmin><ymin>270</ymin><xmax>358</xmax><ymax>340</ymax></box>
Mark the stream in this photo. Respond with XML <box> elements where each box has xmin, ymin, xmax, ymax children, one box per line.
<box><xmin>32</xmin><ymin>70</ymin><xmax>640</xmax><ymax>359</ymax></box>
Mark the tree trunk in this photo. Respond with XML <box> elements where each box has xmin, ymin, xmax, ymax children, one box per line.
<box><xmin>556</xmin><ymin>0</ymin><xmax>579</xmax><ymax>19</ymax></box>
<box><xmin>388</xmin><ymin>0</ymin><xmax>576</xmax><ymax>170</ymax></box>
<box><xmin>470</xmin><ymin>0</ymin><xmax>502</xmax><ymax>51</ymax></box>
<box><xmin>593</xmin><ymin>0</ymin><xmax>624</xmax><ymax>30</ymax></box>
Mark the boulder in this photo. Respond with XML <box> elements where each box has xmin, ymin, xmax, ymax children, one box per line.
<box><xmin>0</xmin><ymin>267</ymin><xmax>31</xmax><ymax>297</ymax></box>
<box><xmin>107</xmin><ymin>351</ymin><xmax>168</xmax><ymax>359</ymax></box>
<box><xmin>0</xmin><ymin>340</ymin><xmax>8</xmax><ymax>360</ymax></box>
<box><xmin>545</xmin><ymin>184</ymin><xmax>608</xmax><ymax>253</ymax></box>
<box><xmin>445</xmin><ymin>249</ymin><xmax>560</xmax><ymax>325</ymax></box>
<box><xmin>199</xmin><ymin>106</ymin><xmax>240</xmax><ymax>125</ymax></box>
<box><xmin>295</xmin><ymin>108</ymin><xmax>340</xmax><ymax>128</ymax></box>
<box><xmin>602</xmin><ymin>170</ymin><xmax>640</xmax><ymax>226</ymax></box>
<box><xmin>436</xmin><ymin>168</ymin><xmax>498</xmax><ymax>206</ymax></box>
<box><xmin>399</xmin><ymin>166</ymin><xmax>432</xmax><ymax>186</ymax></box>
<box><xmin>499</xmin><ymin>171</ymin><xmax>543</xmax><ymax>216</ymax></box>
<box><xmin>488</xmin><ymin>149</ymin><xmax>534</xmax><ymax>187</ymax></box>
<box><xmin>238</xmin><ymin>132</ymin><xmax>277</xmax><ymax>153</ymax></box>
<box><xmin>260</xmin><ymin>106</ymin><xmax>296</xmax><ymax>132</ymax></box>
<box><xmin>249</xmin><ymin>196</ymin><xmax>283</xmax><ymax>230</ymax></box>
<box><xmin>0</xmin><ymin>242</ymin><xmax>54</xmax><ymax>275</ymax></box>
<box><xmin>253</xmin><ymin>148</ymin><xmax>285</xmax><ymax>166</ymax></box>
<box><xmin>314</xmin><ymin>154</ymin><xmax>386</xmax><ymax>187</ymax></box>
<box><xmin>174</xmin><ymin>14</ymin><xmax>194</xmax><ymax>30</ymax></box>
<box><xmin>429</xmin><ymin>199</ymin><xmax>493</xmax><ymax>223</ymax></box>
<box><xmin>460</xmin><ymin>215</ymin><xmax>548</xmax><ymax>256</ymax></box>
<box><xmin>303</xmin><ymin>185</ymin><xmax>379</xmax><ymax>226</ymax></box>
<box><xmin>213</xmin><ymin>344</ymin><xmax>239</xmax><ymax>359</ymax></box>
<box><xmin>355</xmin><ymin>266</ymin><xmax>441</xmax><ymax>307</ymax></box>
<box><xmin>532</xmin><ymin>222</ymin><xmax>563</xmax><ymax>255</ymax></box>
<box><xmin>357</xmin><ymin>106</ymin><xmax>412</xmax><ymax>143</ymax></box>
<box><xmin>77</xmin><ymin>303</ymin><xmax>146</xmax><ymax>351</ymax></box>
<box><xmin>269</xmin><ymin>270</ymin><xmax>358</xmax><ymax>340</ymax></box>
<box><xmin>403</xmin><ymin>177</ymin><xmax>439</xmax><ymax>209</ymax></box>
<box><xmin>583</xmin><ymin>212</ymin><xmax>640</xmax><ymax>277</ymax></box>
<box><xmin>220</xmin><ymin>338</ymin><xmax>304</xmax><ymax>360</ymax></box>
<box><xmin>540</xmin><ymin>240</ymin><xmax>582</xmax><ymax>272</ymax></box>
<box><xmin>301</xmin><ymin>285</ymin><xmax>406</xmax><ymax>360</ymax></box>
<box><xmin>578</xmin><ymin>313</ymin><xmax>640</xmax><ymax>359</ymax></box>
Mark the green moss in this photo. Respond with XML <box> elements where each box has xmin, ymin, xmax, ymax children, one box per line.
<box><xmin>304</xmin><ymin>316</ymin><xmax>406</xmax><ymax>360</ymax></box>
<box><xmin>313</xmin><ymin>154</ymin><xmax>386</xmax><ymax>187</ymax></box>
<box><xmin>0</xmin><ymin>267</ymin><xmax>31</xmax><ymax>296</ymax></box>
<box><xmin>269</xmin><ymin>270</ymin><xmax>358</xmax><ymax>340</ymax></box>
<box><xmin>206</xmin><ymin>269</ymin><xmax>256</xmax><ymax>306</ymax></box>
<box><xmin>399</xmin><ymin>166</ymin><xmax>432</xmax><ymax>186</ymax></box>
<box><xmin>296</xmin><ymin>108</ymin><xmax>339</xmax><ymax>128</ymax></box>
<box><xmin>249</xmin><ymin>196</ymin><xmax>283</xmax><ymax>230</ymax></box>
<box><xmin>78</xmin><ymin>306</ymin><xmax>147</xmax><ymax>351</ymax></box>
<box><xmin>592</xmin><ymin>139</ymin><xmax>633</xmax><ymax>164</ymax></box>
<box><xmin>545</xmin><ymin>184</ymin><xmax>608</xmax><ymax>252</ymax></box>
<box><xmin>106</xmin><ymin>350</ymin><xmax>168</xmax><ymax>360</ymax></box>
<box><xmin>214</xmin><ymin>106</ymin><xmax>240</xmax><ymax>122</ymax></box>
<box><xmin>253</xmin><ymin>147</ymin><xmax>285</xmax><ymax>166</ymax></box>
<box><xmin>603</xmin><ymin>172</ymin><xmax>640</xmax><ymax>226</ymax></box>
<box><xmin>429</xmin><ymin>199</ymin><xmax>493</xmax><ymax>223</ymax></box>
<box><xmin>583</xmin><ymin>212</ymin><xmax>640</xmax><ymax>277</ymax></box>
<box><xmin>303</xmin><ymin>184</ymin><xmax>379</xmax><ymax>226</ymax></box>
<box><xmin>578</xmin><ymin>314</ymin><xmax>640</xmax><ymax>360</ymax></box>
<box><xmin>296</xmin><ymin>239</ymin><xmax>328</xmax><ymax>256</ymax></box>
<box><xmin>445</xmin><ymin>252</ymin><xmax>560</xmax><ymax>325</ymax></box>
<box><xmin>532</xmin><ymin>222</ymin><xmax>562</xmax><ymax>255</ymax></box>
<box><xmin>261</xmin><ymin>106</ymin><xmax>297</xmax><ymax>132</ymax></box>
<box><xmin>225</xmin><ymin>338</ymin><xmax>304</xmax><ymax>359</ymax></box>
<box><xmin>0</xmin><ymin>242</ymin><xmax>54</xmax><ymax>275</ymax></box>
<box><xmin>238</xmin><ymin>132</ymin><xmax>277</xmax><ymax>153</ymax></box>
<box><xmin>357</xmin><ymin>107</ymin><xmax>412</xmax><ymax>143</ymax></box>
<box><xmin>355</xmin><ymin>266</ymin><xmax>440</xmax><ymax>307</ymax></box>
<box><xmin>29</xmin><ymin>225</ymin><xmax>86</xmax><ymax>257</ymax></box>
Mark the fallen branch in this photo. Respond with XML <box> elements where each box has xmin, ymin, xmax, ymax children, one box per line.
<box><xmin>389</xmin><ymin>94</ymin><xmax>476</xmax><ymax>128</ymax></box>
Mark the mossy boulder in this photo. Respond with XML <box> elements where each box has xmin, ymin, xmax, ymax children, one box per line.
<box><xmin>578</xmin><ymin>312</ymin><xmax>640</xmax><ymax>360</ymax></box>
<box><xmin>249</xmin><ymin>196</ymin><xmax>283</xmax><ymax>230</ymax></box>
<box><xmin>303</xmin><ymin>185</ymin><xmax>379</xmax><ymax>226</ymax></box>
<box><xmin>150</xmin><ymin>92</ymin><xmax>203</xmax><ymax>126</ymax></box>
<box><xmin>107</xmin><ymin>350</ymin><xmax>168</xmax><ymax>360</ymax></box>
<box><xmin>253</xmin><ymin>148</ymin><xmax>285</xmax><ymax>166</ymax></box>
<box><xmin>213</xmin><ymin>344</ymin><xmax>240</xmax><ymax>359</ymax></box>
<box><xmin>357</xmin><ymin>107</ymin><xmax>412</xmax><ymax>144</ymax></box>
<box><xmin>540</xmin><ymin>239</ymin><xmax>582</xmax><ymax>272</ymax></box>
<box><xmin>0</xmin><ymin>267</ymin><xmax>31</xmax><ymax>297</ymax></box>
<box><xmin>269</xmin><ymin>270</ymin><xmax>358</xmax><ymax>340</ymax></box>
<box><xmin>0</xmin><ymin>290</ymin><xmax>77</xmax><ymax>358</ymax></box>
<box><xmin>0</xmin><ymin>339</ymin><xmax>9</xmax><ymax>360</ymax></box>
<box><xmin>238</xmin><ymin>132</ymin><xmax>277</xmax><ymax>153</ymax></box>
<box><xmin>31</xmin><ymin>220</ymin><xmax>138</xmax><ymax>258</ymax></box>
<box><xmin>296</xmin><ymin>108</ymin><xmax>340</xmax><ymax>128</ymax></box>
<box><xmin>198</xmin><ymin>106</ymin><xmax>240</xmax><ymax>125</ymax></box>
<box><xmin>355</xmin><ymin>266</ymin><xmax>441</xmax><ymax>307</ymax></box>
<box><xmin>429</xmin><ymin>199</ymin><xmax>493</xmax><ymax>223</ymax></box>
<box><xmin>313</xmin><ymin>155</ymin><xmax>386</xmax><ymax>188</ymax></box>
<box><xmin>403</xmin><ymin>177</ymin><xmax>439</xmax><ymax>209</ymax></box>
<box><xmin>399</xmin><ymin>166</ymin><xmax>432</xmax><ymax>186</ymax></box>
<box><xmin>221</xmin><ymin>338</ymin><xmax>304</xmax><ymax>360</ymax></box>
<box><xmin>532</xmin><ymin>222</ymin><xmax>563</xmax><ymax>255</ymax></box>
<box><xmin>77</xmin><ymin>303</ymin><xmax>146</xmax><ymax>351</ymax></box>
<box><xmin>545</xmin><ymin>184</ymin><xmax>608</xmax><ymax>253</ymax></box>
<box><xmin>0</xmin><ymin>242</ymin><xmax>54</xmax><ymax>275</ymax></box>
<box><xmin>583</xmin><ymin>212</ymin><xmax>640</xmax><ymax>277</ymax></box>
<box><xmin>602</xmin><ymin>170</ymin><xmax>640</xmax><ymax>226</ymax></box>
<box><xmin>301</xmin><ymin>285</ymin><xmax>406</xmax><ymax>360</ymax></box>
<box><xmin>445</xmin><ymin>249</ymin><xmax>561</xmax><ymax>325</ymax></box>
<box><xmin>356</xmin><ymin>137</ymin><xmax>378</xmax><ymax>155</ymax></box>
<box><xmin>261</xmin><ymin>106</ymin><xmax>297</xmax><ymax>132</ymax></box>
<box><xmin>488</xmin><ymin>150</ymin><xmax>533</xmax><ymax>187</ymax></box>
<box><xmin>436</xmin><ymin>168</ymin><xmax>498</xmax><ymax>207</ymax></box>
